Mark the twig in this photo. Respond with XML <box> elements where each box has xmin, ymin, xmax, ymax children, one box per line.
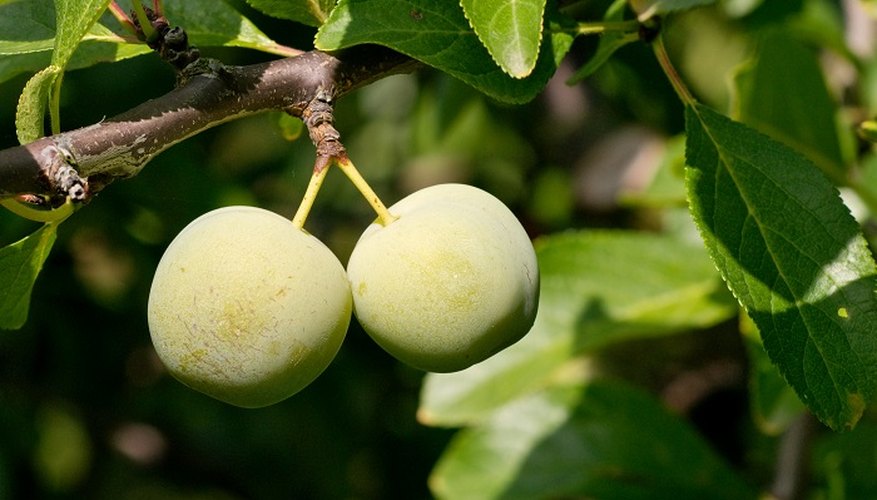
<box><xmin>0</xmin><ymin>47</ymin><xmax>417</xmax><ymax>205</ymax></box>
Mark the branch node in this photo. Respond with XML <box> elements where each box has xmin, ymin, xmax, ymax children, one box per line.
<box><xmin>41</xmin><ymin>143</ymin><xmax>90</xmax><ymax>204</ymax></box>
<box><xmin>131</xmin><ymin>5</ymin><xmax>201</xmax><ymax>73</ymax></box>
<box><xmin>302</xmin><ymin>90</ymin><xmax>346</xmax><ymax>167</ymax></box>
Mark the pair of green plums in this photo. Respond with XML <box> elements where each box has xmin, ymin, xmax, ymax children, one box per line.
<box><xmin>147</xmin><ymin>184</ymin><xmax>540</xmax><ymax>407</ymax></box>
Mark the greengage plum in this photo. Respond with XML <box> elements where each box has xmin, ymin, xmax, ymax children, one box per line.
<box><xmin>347</xmin><ymin>184</ymin><xmax>539</xmax><ymax>372</ymax></box>
<box><xmin>148</xmin><ymin>206</ymin><xmax>351</xmax><ymax>407</ymax></box>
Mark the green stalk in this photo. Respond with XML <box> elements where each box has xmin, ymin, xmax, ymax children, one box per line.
<box><xmin>291</xmin><ymin>163</ymin><xmax>330</xmax><ymax>229</ymax></box>
<box><xmin>335</xmin><ymin>157</ymin><xmax>397</xmax><ymax>226</ymax></box>
<box><xmin>132</xmin><ymin>1</ymin><xmax>158</xmax><ymax>43</ymax></box>
<box><xmin>652</xmin><ymin>33</ymin><xmax>697</xmax><ymax>107</ymax></box>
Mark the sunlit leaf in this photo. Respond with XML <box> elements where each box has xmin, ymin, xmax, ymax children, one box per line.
<box><xmin>430</xmin><ymin>380</ymin><xmax>755</xmax><ymax>499</ymax></box>
<box><xmin>460</xmin><ymin>0</ymin><xmax>546</xmax><ymax>78</ymax></box>
<box><xmin>15</xmin><ymin>0</ymin><xmax>110</xmax><ymax>141</ymax></box>
<box><xmin>15</xmin><ymin>65</ymin><xmax>61</xmax><ymax>144</ymax></box>
<box><xmin>419</xmin><ymin>230</ymin><xmax>737</xmax><ymax>427</ymax></box>
<box><xmin>315</xmin><ymin>0</ymin><xmax>574</xmax><ymax>103</ymax></box>
<box><xmin>685</xmin><ymin>103</ymin><xmax>877</xmax><ymax>430</ymax></box>
<box><xmin>53</xmin><ymin>0</ymin><xmax>112</xmax><ymax>66</ymax></box>
<box><xmin>0</xmin><ymin>0</ymin><xmax>289</xmax><ymax>84</ymax></box>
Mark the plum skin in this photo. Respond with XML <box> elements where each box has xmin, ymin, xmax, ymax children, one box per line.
<box><xmin>148</xmin><ymin>206</ymin><xmax>351</xmax><ymax>408</ymax></box>
<box><xmin>346</xmin><ymin>183</ymin><xmax>540</xmax><ymax>372</ymax></box>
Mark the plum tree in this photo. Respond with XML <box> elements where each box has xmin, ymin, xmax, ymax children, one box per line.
<box><xmin>346</xmin><ymin>183</ymin><xmax>539</xmax><ymax>372</ymax></box>
<box><xmin>147</xmin><ymin>206</ymin><xmax>351</xmax><ymax>408</ymax></box>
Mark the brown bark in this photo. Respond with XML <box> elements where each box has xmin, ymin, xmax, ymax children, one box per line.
<box><xmin>0</xmin><ymin>46</ymin><xmax>415</xmax><ymax>205</ymax></box>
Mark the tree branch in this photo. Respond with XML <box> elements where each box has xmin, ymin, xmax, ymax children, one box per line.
<box><xmin>0</xmin><ymin>46</ymin><xmax>416</xmax><ymax>204</ymax></box>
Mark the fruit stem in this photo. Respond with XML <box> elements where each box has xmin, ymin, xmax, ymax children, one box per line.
<box><xmin>291</xmin><ymin>162</ymin><xmax>330</xmax><ymax>229</ymax></box>
<box><xmin>335</xmin><ymin>156</ymin><xmax>398</xmax><ymax>226</ymax></box>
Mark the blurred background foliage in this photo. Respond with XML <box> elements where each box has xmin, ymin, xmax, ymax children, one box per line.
<box><xmin>2</xmin><ymin>0</ymin><xmax>877</xmax><ymax>498</ymax></box>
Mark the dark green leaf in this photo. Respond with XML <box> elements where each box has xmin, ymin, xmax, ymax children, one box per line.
<box><xmin>314</xmin><ymin>0</ymin><xmax>574</xmax><ymax>103</ymax></box>
<box><xmin>460</xmin><ymin>0</ymin><xmax>546</xmax><ymax>78</ymax></box>
<box><xmin>741</xmin><ymin>315</ymin><xmax>805</xmax><ymax>435</ymax></box>
<box><xmin>160</xmin><ymin>0</ymin><xmax>288</xmax><ymax>53</ymax></box>
<box><xmin>419</xmin><ymin>230</ymin><xmax>737</xmax><ymax>427</ymax></box>
<box><xmin>684</xmin><ymin>103</ymin><xmax>877</xmax><ymax>430</ymax></box>
<box><xmin>813</xmin><ymin>422</ymin><xmax>877</xmax><ymax>498</ymax></box>
<box><xmin>430</xmin><ymin>380</ymin><xmax>755</xmax><ymax>500</ymax></box>
<box><xmin>0</xmin><ymin>225</ymin><xmax>58</xmax><ymax>330</ymax></box>
<box><xmin>567</xmin><ymin>0</ymin><xmax>636</xmax><ymax>84</ymax></box>
<box><xmin>245</xmin><ymin>0</ymin><xmax>336</xmax><ymax>27</ymax></box>
<box><xmin>733</xmin><ymin>31</ymin><xmax>850</xmax><ymax>181</ymax></box>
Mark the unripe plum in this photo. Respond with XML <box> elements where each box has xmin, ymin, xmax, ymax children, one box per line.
<box><xmin>148</xmin><ymin>206</ymin><xmax>351</xmax><ymax>407</ymax></box>
<box><xmin>347</xmin><ymin>184</ymin><xmax>539</xmax><ymax>372</ymax></box>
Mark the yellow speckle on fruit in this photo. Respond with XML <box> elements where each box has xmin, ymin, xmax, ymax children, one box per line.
<box><xmin>148</xmin><ymin>205</ymin><xmax>352</xmax><ymax>407</ymax></box>
<box><xmin>179</xmin><ymin>348</ymin><xmax>208</xmax><ymax>374</ymax></box>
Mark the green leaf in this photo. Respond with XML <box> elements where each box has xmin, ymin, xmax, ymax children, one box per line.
<box><xmin>630</xmin><ymin>0</ymin><xmax>717</xmax><ymax>19</ymax></box>
<box><xmin>315</xmin><ymin>0</ymin><xmax>574</xmax><ymax>103</ymax></box>
<box><xmin>0</xmin><ymin>0</ymin><xmax>57</xmax><ymax>56</ymax></box>
<box><xmin>13</xmin><ymin>0</ymin><xmax>110</xmax><ymax>141</ymax></box>
<box><xmin>429</xmin><ymin>380</ymin><xmax>755</xmax><ymax>500</ymax></box>
<box><xmin>618</xmin><ymin>134</ymin><xmax>688</xmax><ymax>208</ymax></box>
<box><xmin>567</xmin><ymin>0</ymin><xmax>636</xmax><ymax>84</ymax></box>
<box><xmin>0</xmin><ymin>0</ymin><xmax>288</xmax><ymax>84</ymax></box>
<box><xmin>245</xmin><ymin>0</ymin><xmax>336</xmax><ymax>27</ymax></box>
<box><xmin>160</xmin><ymin>0</ymin><xmax>289</xmax><ymax>54</ymax></box>
<box><xmin>741</xmin><ymin>314</ymin><xmax>806</xmax><ymax>435</ymax></box>
<box><xmin>15</xmin><ymin>65</ymin><xmax>61</xmax><ymax>144</ymax></box>
<box><xmin>418</xmin><ymin>230</ymin><xmax>737</xmax><ymax>427</ymax></box>
<box><xmin>684</xmin><ymin>103</ymin><xmax>877</xmax><ymax>431</ymax></box>
<box><xmin>813</xmin><ymin>421</ymin><xmax>877</xmax><ymax>498</ymax></box>
<box><xmin>733</xmin><ymin>31</ymin><xmax>850</xmax><ymax>181</ymax></box>
<box><xmin>52</xmin><ymin>0</ymin><xmax>111</xmax><ymax>66</ymax></box>
<box><xmin>460</xmin><ymin>0</ymin><xmax>546</xmax><ymax>78</ymax></box>
<box><xmin>0</xmin><ymin>0</ymin><xmax>145</xmax><ymax>84</ymax></box>
<box><xmin>0</xmin><ymin>224</ymin><xmax>58</xmax><ymax>330</ymax></box>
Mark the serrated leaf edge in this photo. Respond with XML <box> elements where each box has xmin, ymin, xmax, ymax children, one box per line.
<box><xmin>459</xmin><ymin>0</ymin><xmax>545</xmax><ymax>79</ymax></box>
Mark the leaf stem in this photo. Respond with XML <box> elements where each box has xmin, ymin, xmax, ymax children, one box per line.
<box><xmin>291</xmin><ymin>162</ymin><xmax>330</xmax><ymax>229</ymax></box>
<box><xmin>651</xmin><ymin>33</ymin><xmax>697</xmax><ymax>107</ymax></box>
<box><xmin>335</xmin><ymin>157</ymin><xmax>397</xmax><ymax>226</ymax></box>
<box><xmin>50</xmin><ymin>74</ymin><xmax>63</xmax><ymax>135</ymax></box>
<box><xmin>576</xmin><ymin>20</ymin><xmax>640</xmax><ymax>35</ymax></box>
<box><xmin>108</xmin><ymin>2</ymin><xmax>138</xmax><ymax>36</ymax></box>
<box><xmin>131</xmin><ymin>1</ymin><xmax>158</xmax><ymax>43</ymax></box>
